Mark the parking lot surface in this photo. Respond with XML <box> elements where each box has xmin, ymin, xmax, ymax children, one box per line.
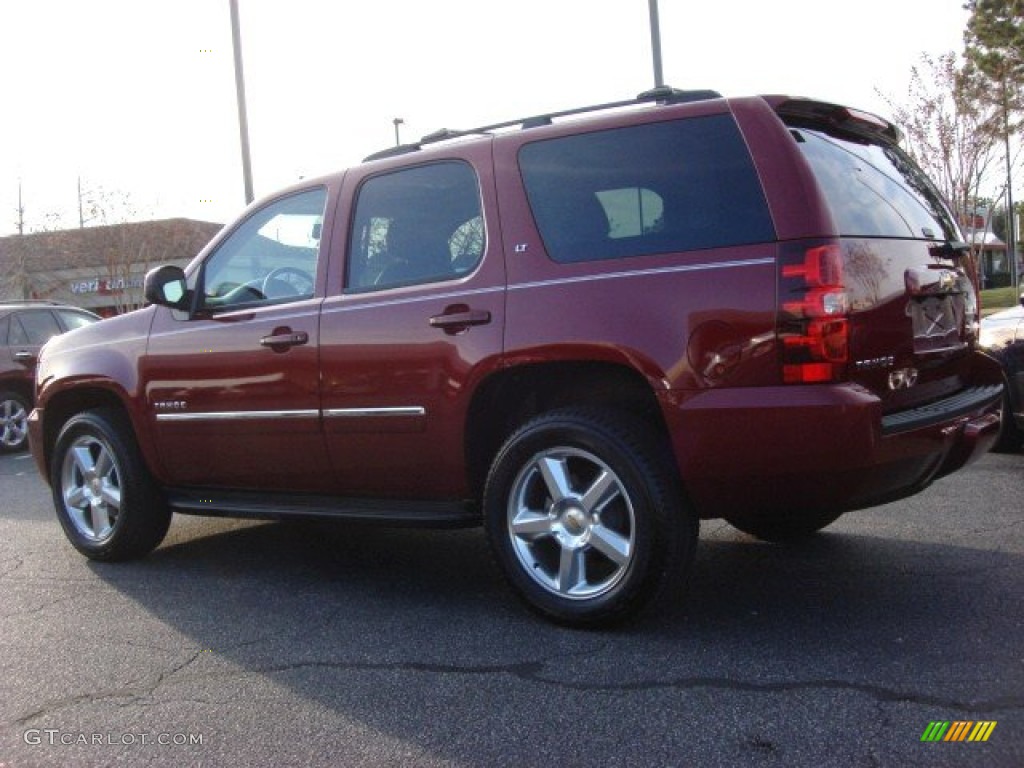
<box><xmin>1</xmin><ymin>449</ymin><xmax>1021</xmax><ymax>767</ymax></box>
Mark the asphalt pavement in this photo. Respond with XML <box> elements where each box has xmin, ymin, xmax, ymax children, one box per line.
<box><xmin>0</xmin><ymin>448</ymin><xmax>1021</xmax><ymax>767</ymax></box>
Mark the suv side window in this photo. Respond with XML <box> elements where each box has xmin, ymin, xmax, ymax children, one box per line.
<box><xmin>199</xmin><ymin>187</ymin><xmax>327</xmax><ymax>311</ymax></box>
<box><xmin>519</xmin><ymin>115</ymin><xmax>774</xmax><ymax>263</ymax></box>
<box><xmin>347</xmin><ymin>162</ymin><xmax>484</xmax><ymax>292</ymax></box>
<box><xmin>9</xmin><ymin>310</ymin><xmax>62</xmax><ymax>345</ymax></box>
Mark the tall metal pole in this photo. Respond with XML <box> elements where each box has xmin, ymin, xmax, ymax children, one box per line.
<box><xmin>393</xmin><ymin>118</ymin><xmax>404</xmax><ymax>147</ymax></box>
<box><xmin>1004</xmin><ymin>90</ymin><xmax>1018</xmax><ymax>288</ymax></box>
<box><xmin>16</xmin><ymin>179</ymin><xmax>24</xmax><ymax>235</ymax></box>
<box><xmin>648</xmin><ymin>0</ymin><xmax>664</xmax><ymax>88</ymax></box>
<box><xmin>230</xmin><ymin>0</ymin><xmax>255</xmax><ymax>205</ymax></box>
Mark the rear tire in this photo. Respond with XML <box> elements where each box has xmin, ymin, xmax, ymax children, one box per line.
<box><xmin>484</xmin><ymin>408</ymin><xmax>696</xmax><ymax>628</ymax></box>
<box><xmin>992</xmin><ymin>390</ymin><xmax>1023</xmax><ymax>453</ymax></box>
<box><xmin>0</xmin><ymin>391</ymin><xmax>30</xmax><ymax>453</ymax></box>
<box><xmin>725</xmin><ymin>509</ymin><xmax>842</xmax><ymax>542</ymax></box>
<box><xmin>50</xmin><ymin>408</ymin><xmax>171</xmax><ymax>561</ymax></box>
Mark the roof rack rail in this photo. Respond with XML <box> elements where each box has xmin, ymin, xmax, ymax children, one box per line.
<box><xmin>363</xmin><ymin>85</ymin><xmax>722</xmax><ymax>162</ymax></box>
<box><xmin>0</xmin><ymin>299</ymin><xmax>62</xmax><ymax>307</ymax></box>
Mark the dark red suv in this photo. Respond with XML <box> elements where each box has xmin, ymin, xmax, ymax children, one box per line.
<box><xmin>29</xmin><ymin>88</ymin><xmax>1003</xmax><ymax>626</ymax></box>
<box><xmin>0</xmin><ymin>301</ymin><xmax>99</xmax><ymax>452</ymax></box>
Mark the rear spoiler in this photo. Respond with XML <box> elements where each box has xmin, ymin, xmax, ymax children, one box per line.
<box><xmin>763</xmin><ymin>96</ymin><xmax>902</xmax><ymax>145</ymax></box>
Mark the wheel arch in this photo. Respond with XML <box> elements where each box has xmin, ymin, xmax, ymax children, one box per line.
<box><xmin>37</xmin><ymin>385</ymin><xmax>159</xmax><ymax>485</ymax></box>
<box><xmin>0</xmin><ymin>378</ymin><xmax>34</xmax><ymax>405</ymax></box>
<box><xmin>465</xmin><ymin>360</ymin><xmax>678</xmax><ymax>500</ymax></box>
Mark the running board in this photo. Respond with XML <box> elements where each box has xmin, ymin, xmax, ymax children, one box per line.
<box><xmin>166</xmin><ymin>488</ymin><xmax>481</xmax><ymax>528</ymax></box>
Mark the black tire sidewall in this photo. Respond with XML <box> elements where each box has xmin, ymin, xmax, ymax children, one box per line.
<box><xmin>724</xmin><ymin>509</ymin><xmax>843</xmax><ymax>542</ymax></box>
<box><xmin>484</xmin><ymin>409</ymin><xmax>689</xmax><ymax>627</ymax></box>
<box><xmin>993</xmin><ymin>389</ymin><xmax>1023</xmax><ymax>453</ymax></box>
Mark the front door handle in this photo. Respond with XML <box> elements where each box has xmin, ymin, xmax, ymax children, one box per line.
<box><xmin>13</xmin><ymin>350</ymin><xmax>36</xmax><ymax>363</ymax></box>
<box><xmin>260</xmin><ymin>329</ymin><xmax>308</xmax><ymax>351</ymax></box>
<box><xmin>429</xmin><ymin>306</ymin><xmax>491</xmax><ymax>335</ymax></box>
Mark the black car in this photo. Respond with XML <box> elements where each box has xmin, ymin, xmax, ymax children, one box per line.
<box><xmin>980</xmin><ymin>290</ymin><xmax>1024</xmax><ymax>452</ymax></box>
<box><xmin>0</xmin><ymin>301</ymin><xmax>100</xmax><ymax>452</ymax></box>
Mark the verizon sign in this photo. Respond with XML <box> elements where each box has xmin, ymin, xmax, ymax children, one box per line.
<box><xmin>70</xmin><ymin>276</ymin><xmax>144</xmax><ymax>295</ymax></box>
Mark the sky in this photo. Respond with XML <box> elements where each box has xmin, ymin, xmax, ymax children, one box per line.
<box><xmin>0</xmin><ymin>0</ymin><xmax>976</xmax><ymax>237</ymax></box>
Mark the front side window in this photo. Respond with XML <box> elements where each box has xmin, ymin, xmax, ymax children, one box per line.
<box><xmin>519</xmin><ymin>115</ymin><xmax>775</xmax><ymax>263</ymax></box>
<box><xmin>347</xmin><ymin>162</ymin><xmax>484</xmax><ymax>292</ymax></box>
<box><xmin>200</xmin><ymin>187</ymin><xmax>327</xmax><ymax>310</ymax></box>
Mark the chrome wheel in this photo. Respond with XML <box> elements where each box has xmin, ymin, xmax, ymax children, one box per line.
<box><xmin>507</xmin><ymin>447</ymin><xmax>635</xmax><ymax>600</ymax></box>
<box><xmin>0</xmin><ymin>394</ymin><xmax>29</xmax><ymax>451</ymax></box>
<box><xmin>486</xmin><ymin>408</ymin><xmax>695</xmax><ymax>626</ymax></box>
<box><xmin>51</xmin><ymin>408</ymin><xmax>171</xmax><ymax>561</ymax></box>
<box><xmin>60</xmin><ymin>434</ymin><xmax>122</xmax><ymax>543</ymax></box>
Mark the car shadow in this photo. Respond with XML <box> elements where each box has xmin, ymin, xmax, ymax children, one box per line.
<box><xmin>69</xmin><ymin>509</ymin><xmax>1023</xmax><ymax>764</ymax></box>
<box><xmin>88</xmin><ymin>508</ymin><xmax>1022</xmax><ymax>658</ymax></box>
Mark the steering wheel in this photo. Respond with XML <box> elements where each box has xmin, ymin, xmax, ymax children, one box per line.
<box><xmin>261</xmin><ymin>267</ymin><xmax>314</xmax><ymax>299</ymax></box>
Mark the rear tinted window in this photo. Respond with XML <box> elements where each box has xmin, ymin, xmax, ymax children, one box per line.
<box><xmin>790</xmin><ymin>127</ymin><xmax>959</xmax><ymax>241</ymax></box>
<box><xmin>347</xmin><ymin>161</ymin><xmax>484</xmax><ymax>292</ymax></box>
<box><xmin>10</xmin><ymin>310</ymin><xmax>62</xmax><ymax>345</ymax></box>
<box><xmin>519</xmin><ymin>115</ymin><xmax>774</xmax><ymax>263</ymax></box>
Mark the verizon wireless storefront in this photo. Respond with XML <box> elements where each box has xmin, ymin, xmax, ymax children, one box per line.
<box><xmin>0</xmin><ymin>218</ymin><xmax>221</xmax><ymax>317</ymax></box>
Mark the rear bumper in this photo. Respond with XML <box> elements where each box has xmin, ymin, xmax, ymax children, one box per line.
<box><xmin>661</xmin><ymin>373</ymin><xmax>1003</xmax><ymax>519</ymax></box>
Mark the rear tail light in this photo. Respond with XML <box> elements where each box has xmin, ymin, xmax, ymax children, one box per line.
<box><xmin>779</xmin><ymin>242</ymin><xmax>848</xmax><ymax>384</ymax></box>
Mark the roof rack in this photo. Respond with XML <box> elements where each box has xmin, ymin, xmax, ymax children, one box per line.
<box><xmin>0</xmin><ymin>299</ymin><xmax>62</xmax><ymax>307</ymax></box>
<box><xmin>363</xmin><ymin>85</ymin><xmax>722</xmax><ymax>162</ymax></box>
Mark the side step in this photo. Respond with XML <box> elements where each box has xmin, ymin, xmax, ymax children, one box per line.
<box><xmin>166</xmin><ymin>488</ymin><xmax>481</xmax><ymax>529</ymax></box>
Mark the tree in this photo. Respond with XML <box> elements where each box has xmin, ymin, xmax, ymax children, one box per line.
<box><xmin>965</xmin><ymin>0</ymin><xmax>1024</xmax><ymax>83</ymax></box>
<box><xmin>77</xmin><ymin>186</ymin><xmax>162</xmax><ymax>313</ymax></box>
<box><xmin>0</xmin><ymin>184</ymin><xmax>161</xmax><ymax>312</ymax></box>
<box><xmin>882</xmin><ymin>52</ymin><xmax>1003</xmax><ymax>248</ymax></box>
<box><xmin>965</xmin><ymin>0</ymin><xmax>1024</xmax><ymax>284</ymax></box>
<box><xmin>1</xmin><ymin>185</ymin><xmax>65</xmax><ymax>300</ymax></box>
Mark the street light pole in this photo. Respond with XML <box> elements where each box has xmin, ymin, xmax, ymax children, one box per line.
<box><xmin>1003</xmin><ymin>87</ymin><xmax>1018</xmax><ymax>288</ymax></box>
<box><xmin>230</xmin><ymin>0</ymin><xmax>255</xmax><ymax>205</ymax></box>
<box><xmin>648</xmin><ymin>0</ymin><xmax>664</xmax><ymax>88</ymax></box>
<box><xmin>393</xmin><ymin>118</ymin><xmax>405</xmax><ymax>146</ymax></box>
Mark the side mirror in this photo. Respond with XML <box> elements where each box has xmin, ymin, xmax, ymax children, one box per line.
<box><xmin>144</xmin><ymin>265</ymin><xmax>189</xmax><ymax>310</ymax></box>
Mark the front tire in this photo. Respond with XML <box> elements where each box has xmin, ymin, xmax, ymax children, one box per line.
<box><xmin>0</xmin><ymin>391</ymin><xmax>31</xmax><ymax>453</ymax></box>
<box><xmin>484</xmin><ymin>408</ymin><xmax>695</xmax><ymax>628</ymax></box>
<box><xmin>50</xmin><ymin>408</ymin><xmax>171</xmax><ymax>561</ymax></box>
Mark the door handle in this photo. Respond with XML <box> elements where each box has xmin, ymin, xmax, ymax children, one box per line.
<box><xmin>429</xmin><ymin>306</ymin><xmax>491</xmax><ymax>335</ymax></box>
<box><xmin>260</xmin><ymin>330</ymin><xmax>308</xmax><ymax>350</ymax></box>
<box><xmin>13</xmin><ymin>350</ymin><xmax>36</xmax><ymax>363</ymax></box>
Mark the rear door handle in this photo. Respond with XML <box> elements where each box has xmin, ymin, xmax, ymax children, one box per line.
<box><xmin>428</xmin><ymin>307</ymin><xmax>491</xmax><ymax>335</ymax></box>
<box><xmin>13</xmin><ymin>350</ymin><xmax>36</xmax><ymax>363</ymax></box>
<box><xmin>260</xmin><ymin>330</ymin><xmax>308</xmax><ymax>351</ymax></box>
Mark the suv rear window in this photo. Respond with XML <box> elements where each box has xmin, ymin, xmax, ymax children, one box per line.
<box><xmin>789</xmin><ymin>126</ymin><xmax>959</xmax><ymax>241</ymax></box>
<box><xmin>519</xmin><ymin>114</ymin><xmax>774</xmax><ymax>263</ymax></box>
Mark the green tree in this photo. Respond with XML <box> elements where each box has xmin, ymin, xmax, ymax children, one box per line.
<box><xmin>964</xmin><ymin>0</ymin><xmax>1024</xmax><ymax>284</ymax></box>
<box><xmin>965</xmin><ymin>0</ymin><xmax>1024</xmax><ymax>83</ymax></box>
<box><xmin>882</xmin><ymin>53</ymin><xmax>1002</xmax><ymax>231</ymax></box>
